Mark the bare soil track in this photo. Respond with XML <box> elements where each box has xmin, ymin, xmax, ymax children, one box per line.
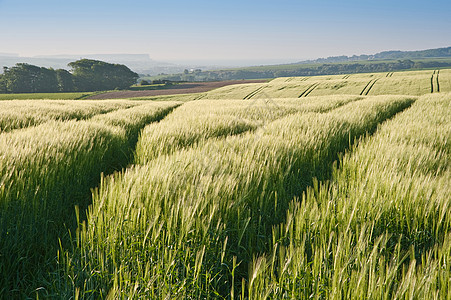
<box><xmin>87</xmin><ymin>80</ymin><xmax>267</xmax><ymax>99</ymax></box>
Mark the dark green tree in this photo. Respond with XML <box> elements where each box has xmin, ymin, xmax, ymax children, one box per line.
<box><xmin>68</xmin><ymin>59</ymin><xmax>138</xmax><ymax>91</ymax></box>
<box><xmin>0</xmin><ymin>72</ymin><xmax>6</xmax><ymax>93</ymax></box>
<box><xmin>1</xmin><ymin>63</ymin><xmax>59</xmax><ymax>93</ymax></box>
<box><xmin>55</xmin><ymin>69</ymin><xmax>75</xmax><ymax>92</ymax></box>
<box><xmin>36</xmin><ymin>67</ymin><xmax>59</xmax><ymax>93</ymax></box>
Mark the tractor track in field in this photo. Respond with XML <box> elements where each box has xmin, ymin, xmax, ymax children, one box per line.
<box><xmin>243</xmin><ymin>85</ymin><xmax>267</xmax><ymax>100</ymax></box>
<box><xmin>360</xmin><ymin>79</ymin><xmax>379</xmax><ymax>96</ymax></box>
<box><xmin>432</xmin><ymin>70</ymin><xmax>440</xmax><ymax>93</ymax></box>
<box><xmin>430</xmin><ymin>70</ymin><xmax>439</xmax><ymax>93</ymax></box>
<box><xmin>298</xmin><ymin>83</ymin><xmax>320</xmax><ymax>98</ymax></box>
<box><xmin>365</xmin><ymin>78</ymin><xmax>379</xmax><ymax>95</ymax></box>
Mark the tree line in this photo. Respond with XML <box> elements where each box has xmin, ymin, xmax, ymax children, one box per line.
<box><xmin>0</xmin><ymin>59</ymin><xmax>138</xmax><ymax>93</ymax></box>
<box><xmin>153</xmin><ymin>59</ymin><xmax>451</xmax><ymax>82</ymax></box>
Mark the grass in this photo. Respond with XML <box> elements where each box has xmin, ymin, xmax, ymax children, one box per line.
<box><xmin>0</xmin><ymin>99</ymin><xmax>145</xmax><ymax>132</ymax></box>
<box><xmin>0</xmin><ymin>101</ymin><xmax>180</xmax><ymax>298</ymax></box>
<box><xmin>203</xmin><ymin>69</ymin><xmax>451</xmax><ymax>99</ymax></box>
<box><xmin>56</xmin><ymin>95</ymin><xmax>415</xmax><ymax>298</ymax></box>
<box><xmin>249</xmin><ymin>92</ymin><xmax>450</xmax><ymax>299</ymax></box>
<box><xmin>135</xmin><ymin>96</ymin><xmax>362</xmax><ymax>164</ymax></box>
<box><xmin>0</xmin><ymin>69</ymin><xmax>449</xmax><ymax>299</ymax></box>
<box><xmin>0</xmin><ymin>92</ymin><xmax>95</xmax><ymax>100</ymax></box>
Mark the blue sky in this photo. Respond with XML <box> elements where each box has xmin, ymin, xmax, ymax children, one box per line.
<box><xmin>0</xmin><ymin>0</ymin><xmax>450</xmax><ymax>63</ymax></box>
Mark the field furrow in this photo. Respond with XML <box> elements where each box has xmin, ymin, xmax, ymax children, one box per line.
<box><xmin>431</xmin><ymin>71</ymin><xmax>435</xmax><ymax>93</ymax></box>
<box><xmin>364</xmin><ymin>78</ymin><xmax>379</xmax><ymax>95</ymax></box>
<box><xmin>302</xmin><ymin>82</ymin><xmax>320</xmax><ymax>97</ymax></box>
<box><xmin>243</xmin><ymin>86</ymin><xmax>266</xmax><ymax>100</ymax></box>
<box><xmin>298</xmin><ymin>83</ymin><xmax>318</xmax><ymax>97</ymax></box>
<box><xmin>360</xmin><ymin>79</ymin><xmax>374</xmax><ymax>95</ymax></box>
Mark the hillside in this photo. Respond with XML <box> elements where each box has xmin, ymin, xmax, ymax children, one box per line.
<box><xmin>148</xmin><ymin>46</ymin><xmax>451</xmax><ymax>81</ymax></box>
<box><xmin>297</xmin><ymin>46</ymin><xmax>451</xmax><ymax>64</ymax></box>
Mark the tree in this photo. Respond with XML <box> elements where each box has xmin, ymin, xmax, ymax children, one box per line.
<box><xmin>35</xmin><ymin>67</ymin><xmax>59</xmax><ymax>93</ymax></box>
<box><xmin>55</xmin><ymin>69</ymin><xmax>75</xmax><ymax>92</ymax></box>
<box><xmin>0</xmin><ymin>73</ymin><xmax>6</xmax><ymax>93</ymax></box>
<box><xmin>68</xmin><ymin>59</ymin><xmax>139</xmax><ymax>91</ymax></box>
<box><xmin>1</xmin><ymin>63</ymin><xmax>58</xmax><ymax>93</ymax></box>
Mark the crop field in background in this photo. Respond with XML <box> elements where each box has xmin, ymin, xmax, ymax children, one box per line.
<box><xmin>200</xmin><ymin>69</ymin><xmax>451</xmax><ymax>100</ymax></box>
<box><xmin>0</xmin><ymin>92</ymin><xmax>96</xmax><ymax>100</ymax></box>
<box><xmin>0</xmin><ymin>69</ymin><xmax>449</xmax><ymax>299</ymax></box>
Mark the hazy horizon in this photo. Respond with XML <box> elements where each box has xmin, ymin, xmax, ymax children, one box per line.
<box><xmin>1</xmin><ymin>0</ymin><xmax>450</xmax><ymax>63</ymax></box>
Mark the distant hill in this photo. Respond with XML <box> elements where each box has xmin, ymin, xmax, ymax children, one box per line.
<box><xmin>296</xmin><ymin>46</ymin><xmax>451</xmax><ymax>64</ymax></box>
<box><xmin>148</xmin><ymin>46</ymin><xmax>451</xmax><ymax>82</ymax></box>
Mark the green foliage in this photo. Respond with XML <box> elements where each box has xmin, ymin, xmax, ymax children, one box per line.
<box><xmin>0</xmin><ymin>73</ymin><xmax>6</xmax><ymax>93</ymax></box>
<box><xmin>0</xmin><ymin>59</ymin><xmax>138</xmax><ymax>94</ymax></box>
<box><xmin>55</xmin><ymin>69</ymin><xmax>75</xmax><ymax>92</ymax></box>
<box><xmin>1</xmin><ymin>63</ymin><xmax>59</xmax><ymax>93</ymax></box>
<box><xmin>68</xmin><ymin>59</ymin><xmax>139</xmax><ymax>91</ymax></box>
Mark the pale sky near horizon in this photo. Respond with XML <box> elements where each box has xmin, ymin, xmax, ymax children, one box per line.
<box><xmin>0</xmin><ymin>0</ymin><xmax>450</xmax><ymax>63</ymax></box>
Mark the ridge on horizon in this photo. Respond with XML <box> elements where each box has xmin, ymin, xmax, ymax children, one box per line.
<box><xmin>1</xmin><ymin>45</ymin><xmax>449</xmax><ymax>68</ymax></box>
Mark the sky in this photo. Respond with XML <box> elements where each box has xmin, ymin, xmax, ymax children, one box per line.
<box><xmin>0</xmin><ymin>0</ymin><xmax>450</xmax><ymax>64</ymax></box>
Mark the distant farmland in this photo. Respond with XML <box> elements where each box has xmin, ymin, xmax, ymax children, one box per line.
<box><xmin>87</xmin><ymin>80</ymin><xmax>268</xmax><ymax>100</ymax></box>
<box><xmin>0</xmin><ymin>68</ymin><xmax>449</xmax><ymax>299</ymax></box>
<box><xmin>200</xmin><ymin>69</ymin><xmax>451</xmax><ymax>99</ymax></box>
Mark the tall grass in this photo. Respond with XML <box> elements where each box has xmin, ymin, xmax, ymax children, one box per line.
<box><xmin>59</xmin><ymin>95</ymin><xmax>414</xmax><ymax>298</ymax></box>
<box><xmin>0</xmin><ymin>101</ymin><xmax>180</xmax><ymax>298</ymax></box>
<box><xmin>135</xmin><ymin>96</ymin><xmax>361</xmax><ymax>164</ymax></box>
<box><xmin>0</xmin><ymin>99</ymin><xmax>145</xmax><ymax>132</ymax></box>
<box><xmin>248</xmin><ymin>92</ymin><xmax>450</xmax><ymax>299</ymax></box>
<box><xmin>370</xmin><ymin>70</ymin><xmax>434</xmax><ymax>96</ymax></box>
<box><xmin>438</xmin><ymin>68</ymin><xmax>451</xmax><ymax>92</ymax></box>
<box><xmin>0</xmin><ymin>92</ymin><xmax>95</xmax><ymax>100</ymax></box>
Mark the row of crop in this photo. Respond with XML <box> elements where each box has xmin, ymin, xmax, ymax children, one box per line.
<box><xmin>0</xmin><ymin>99</ymin><xmax>145</xmax><ymax>132</ymax></box>
<box><xmin>248</xmin><ymin>93</ymin><xmax>450</xmax><ymax>299</ymax></box>
<box><xmin>0</xmin><ymin>101</ymin><xmax>180</xmax><ymax>298</ymax></box>
<box><xmin>57</xmin><ymin>95</ymin><xmax>415</xmax><ymax>298</ymax></box>
<box><xmin>135</xmin><ymin>96</ymin><xmax>362</xmax><ymax>164</ymax></box>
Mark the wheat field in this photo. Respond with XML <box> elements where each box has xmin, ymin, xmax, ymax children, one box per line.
<box><xmin>0</xmin><ymin>69</ymin><xmax>449</xmax><ymax>299</ymax></box>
